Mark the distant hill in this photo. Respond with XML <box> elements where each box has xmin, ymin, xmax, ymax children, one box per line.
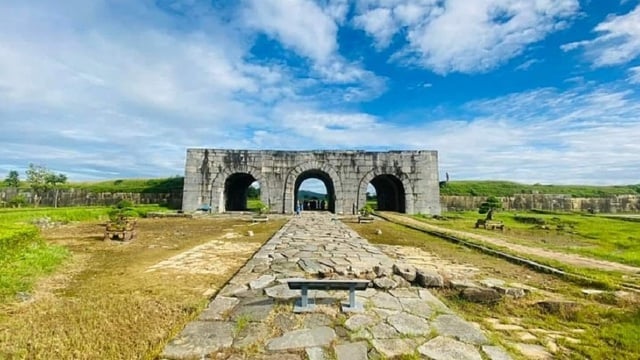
<box><xmin>440</xmin><ymin>181</ymin><xmax>640</xmax><ymax>198</ymax></box>
<box><xmin>298</xmin><ymin>190</ymin><xmax>327</xmax><ymax>200</ymax></box>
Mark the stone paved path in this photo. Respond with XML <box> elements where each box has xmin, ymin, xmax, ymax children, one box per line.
<box><xmin>160</xmin><ymin>213</ymin><xmax>512</xmax><ymax>359</ymax></box>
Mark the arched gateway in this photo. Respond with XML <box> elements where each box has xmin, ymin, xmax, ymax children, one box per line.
<box><xmin>182</xmin><ymin>149</ymin><xmax>441</xmax><ymax>215</ymax></box>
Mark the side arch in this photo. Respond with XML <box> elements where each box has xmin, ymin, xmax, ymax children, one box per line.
<box><xmin>357</xmin><ymin>170</ymin><xmax>414</xmax><ymax>213</ymax></box>
<box><xmin>283</xmin><ymin>161</ymin><xmax>343</xmax><ymax>214</ymax></box>
<box><xmin>210</xmin><ymin>165</ymin><xmax>266</xmax><ymax>213</ymax></box>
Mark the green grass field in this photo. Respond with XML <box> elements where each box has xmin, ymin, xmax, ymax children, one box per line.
<box><xmin>416</xmin><ymin>210</ymin><xmax>640</xmax><ymax>268</ymax></box>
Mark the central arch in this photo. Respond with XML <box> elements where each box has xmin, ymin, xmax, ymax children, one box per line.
<box><xmin>283</xmin><ymin>161</ymin><xmax>343</xmax><ymax>214</ymax></box>
<box><xmin>295</xmin><ymin>170</ymin><xmax>335</xmax><ymax>212</ymax></box>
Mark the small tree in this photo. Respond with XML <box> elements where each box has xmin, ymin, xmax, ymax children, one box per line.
<box><xmin>254</xmin><ymin>200</ymin><xmax>269</xmax><ymax>215</ymax></box>
<box><xmin>360</xmin><ymin>204</ymin><xmax>374</xmax><ymax>217</ymax></box>
<box><xmin>25</xmin><ymin>163</ymin><xmax>67</xmax><ymax>207</ymax></box>
<box><xmin>108</xmin><ymin>200</ymin><xmax>137</xmax><ymax>221</ymax></box>
<box><xmin>3</xmin><ymin>170</ymin><xmax>20</xmax><ymax>187</ymax></box>
<box><xmin>479</xmin><ymin>196</ymin><xmax>502</xmax><ymax>220</ymax></box>
<box><xmin>46</xmin><ymin>173</ymin><xmax>67</xmax><ymax>208</ymax></box>
<box><xmin>26</xmin><ymin>164</ymin><xmax>49</xmax><ymax>207</ymax></box>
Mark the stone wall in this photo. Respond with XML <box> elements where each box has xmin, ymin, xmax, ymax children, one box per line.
<box><xmin>0</xmin><ymin>188</ymin><xmax>182</xmax><ymax>209</ymax></box>
<box><xmin>441</xmin><ymin>194</ymin><xmax>640</xmax><ymax>213</ymax></box>
<box><xmin>183</xmin><ymin>149</ymin><xmax>441</xmax><ymax>215</ymax></box>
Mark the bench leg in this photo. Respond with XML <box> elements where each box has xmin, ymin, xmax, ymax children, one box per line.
<box><xmin>294</xmin><ymin>286</ymin><xmax>315</xmax><ymax>313</ymax></box>
<box><xmin>341</xmin><ymin>284</ymin><xmax>364</xmax><ymax>313</ymax></box>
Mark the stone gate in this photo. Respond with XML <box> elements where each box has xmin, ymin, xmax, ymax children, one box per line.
<box><xmin>182</xmin><ymin>149</ymin><xmax>441</xmax><ymax>215</ymax></box>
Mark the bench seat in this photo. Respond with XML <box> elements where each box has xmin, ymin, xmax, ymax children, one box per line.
<box><xmin>287</xmin><ymin>279</ymin><xmax>370</xmax><ymax>313</ymax></box>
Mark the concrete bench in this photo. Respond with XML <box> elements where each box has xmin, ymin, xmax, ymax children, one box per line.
<box><xmin>358</xmin><ymin>215</ymin><xmax>374</xmax><ymax>223</ymax></box>
<box><xmin>287</xmin><ymin>279</ymin><xmax>370</xmax><ymax>313</ymax></box>
<box><xmin>475</xmin><ymin>219</ymin><xmax>504</xmax><ymax>230</ymax></box>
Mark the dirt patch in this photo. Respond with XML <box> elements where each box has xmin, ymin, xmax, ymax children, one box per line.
<box><xmin>146</xmin><ymin>239</ymin><xmax>259</xmax><ymax>275</ymax></box>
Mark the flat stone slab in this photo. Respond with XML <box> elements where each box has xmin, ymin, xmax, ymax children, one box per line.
<box><xmin>265</xmin><ymin>284</ymin><xmax>300</xmax><ymax>300</ymax></box>
<box><xmin>370</xmin><ymin>292</ymin><xmax>402</xmax><ymax>311</ymax></box>
<box><xmin>303</xmin><ymin>313</ymin><xmax>334</xmax><ymax>328</ymax></box>
<box><xmin>482</xmin><ymin>345</ymin><xmax>513</xmax><ymax>360</ymax></box>
<box><xmin>417</xmin><ymin>336</ymin><xmax>483</xmax><ymax>360</ymax></box>
<box><xmin>233</xmin><ymin>321</ymin><xmax>270</xmax><ymax>349</ymax></box>
<box><xmin>249</xmin><ymin>274</ymin><xmax>276</xmax><ymax>289</ymax></box>
<box><xmin>334</xmin><ymin>342</ymin><xmax>368</xmax><ymax>360</ymax></box>
<box><xmin>511</xmin><ymin>343</ymin><xmax>552</xmax><ymax>359</ymax></box>
<box><xmin>387</xmin><ymin>312</ymin><xmax>432</xmax><ymax>336</ymax></box>
<box><xmin>230</xmin><ymin>296</ymin><xmax>274</xmax><ymax>322</ymax></box>
<box><xmin>162</xmin><ymin>321</ymin><xmax>234</xmax><ymax>359</ymax></box>
<box><xmin>345</xmin><ymin>314</ymin><xmax>378</xmax><ymax>331</ymax></box>
<box><xmin>266</xmin><ymin>326</ymin><xmax>336</xmax><ymax>351</ymax></box>
<box><xmin>419</xmin><ymin>289</ymin><xmax>453</xmax><ymax>313</ymax></box>
<box><xmin>399</xmin><ymin>297</ymin><xmax>433</xmax><ymax>318</ymax></box>
<box><xmin>198</xmin><ymin>296</ymin><xmax>239</xmax><ymax>321</ymax></box>
<box><xmin>389</xmin><ymin>288</ymin><xmax>420</xmax><ymax>298</ymax></box>
<box><xmin>298</xmin><ymin>259</ymin><xmax>329</xmax><ymax>274</ymax></box>
<box><xmin>306</xmin><ymin>347</ymin><xmax>327</xmax><ymax>360</ymax></box>
<box><xmin>371</xmin><ymin>338</ymin><xmax>420</xmax><ymax>358</ymax></box>
<box><xmin>370</xmin><ymin>322</ymin><xmax>399</xmax><ymax>339</ymax></box>
<box><xmin>432</xmin><ymin>314</ymin><xmax>488</xmax><ymax>345</ymax></box>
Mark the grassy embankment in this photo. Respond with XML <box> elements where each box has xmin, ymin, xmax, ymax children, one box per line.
<box><xmin>439</xmin><ymin>180</ymin><xmax>640</xmax><ymax>197</ymax></box>
<box><xmin>1</xmin><ymin>177</ymin><xmax>184</xmax><ymax>194</ymax></box>
<box><xmin>69</xmin><ymin>177</ymin><xmax>184</xmax><ymax>193</ymax></box>
<box><xmin>350</xmin><ymin>219</ymin><xmax>640</xmax><ymax>359</ymax></box>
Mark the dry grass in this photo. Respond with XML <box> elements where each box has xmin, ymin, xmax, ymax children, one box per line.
<box><xmin>0</xmin><ymin>216</ymin><xmax>286</xmax><ymax>359</ymax></box>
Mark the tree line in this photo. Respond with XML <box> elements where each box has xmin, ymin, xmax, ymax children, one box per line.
<box><xmin>2</xmin><ymin>164</ymin><xmax>67</xmax><ymax>207</ymax></box>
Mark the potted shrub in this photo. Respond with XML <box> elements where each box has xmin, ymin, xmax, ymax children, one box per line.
<box><xmin>252</xmin><ymin>200</ymin><xmax>269</xmax><ymax>222</ymax></box>
<box><xmin>105</xmin><ymin>200</ymin><xmax>138</xmax><ymax>241</ymax></box>
<box><xmin>358</xmin><ymin>204</ymin><xmax>375</xmax><ymax>223</ymax></box>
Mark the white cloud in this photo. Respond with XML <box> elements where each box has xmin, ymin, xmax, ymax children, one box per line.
<box><xmin>515</xmin><ymin>58</ymin><xmax>542</xmax><ymax>71</ymax></box>
<box><xmin>562</xmin><ymin>4</ymin><xmax>640</xmax><ymax>67</ymax></box>
<box><xmin>354</xmin><ymin>0</ymin><xmax>579</xmax><ymax>74</ymax></box>
<box><xmin>629</xmin><ymin>66</ymin><xmax>640</xmax><ymax>83</ymax></box>
<box><xmin>353</xmin><ymin>7</ymin><xmax>397</xmax><ymax>48</ymax></box>
<box><xmin>241</xmin><ymin>0</ymin><xmax>339</xmax><ymax>64</ymax></box>
<box><xmin>239</xmin><ymin>0</ymin><xmax>385</xmax><ymax>98</ymax></box>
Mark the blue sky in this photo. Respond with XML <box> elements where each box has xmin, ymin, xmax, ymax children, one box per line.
<box><xmin>1</xmin><ymin>0</ymin><xmax>639</xmax><ymax>186</ymax></box>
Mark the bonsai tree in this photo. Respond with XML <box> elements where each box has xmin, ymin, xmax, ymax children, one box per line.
<box><xmin>254</xmin><ymin>200</ymin><xmax>269</xmax><ymax>215</ymax></box>
<box><xmin>360</xmin><ymin>204</ymin><xmax>374</xmax><ymax>217</ymax></box>
<box><xmin>479</xmin><ymin>196</ymin><xmax>502</xmax><ymax>220</ymax></box>
<box><xmin>108</xmin><ymin>200</ymin><xmax>137</xmax><ymax>224</ymax></box>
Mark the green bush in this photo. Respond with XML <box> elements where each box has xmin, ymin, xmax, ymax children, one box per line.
<box><xmin>253</xmin><ymin>201</ymin><xmax>269</xmax><ymax>215</ymax></box>
<box><xmin>7</xmin><ymin>195</ymin><xmax>27</xmax><ymax>208</ymax></box>
<box><xmin>360</xmin><ymin>204</ymin><xmax>374</xmax><ymax>216</ymax></box>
